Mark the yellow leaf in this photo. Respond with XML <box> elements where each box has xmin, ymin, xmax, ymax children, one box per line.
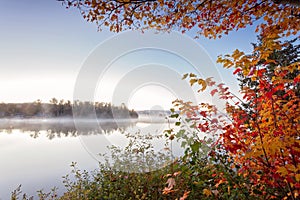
<box><xmin>198</xmin><ymin>79</ymin><xmax>207</xmax><ymax>91</ymax></box>
<box><xmin>190</xmin><ymin>79</ymin><xmax>197</xmax><ymax>86</ymax></box>
<box><xmin>189</xmin><ymin>73</ymin><xmax>197</xmax><ymax>77</ymax></box>
<box><xmin>295</xmin><ymin>191</ymin><xmax>299</xmax><ymax>198</ymax></box>
<box><xmin>203</xmin><ymin>188</ymin><xmax>212</xmax><ymax>197</ymax></box>
<box><xmin>277</xmin><ymin>167</ymin><xmax>288</xmax><ymax>176</ymax></box>
<box><xmin>286</xmin><ymin>164</ymin><xmax>297</xmax><ymax>173</ymax></box>
<box><xmin>251</xmin><ymin>76</ymin><xmax>256</xmax><ymax>81</ymax></box>
<box><xmin>295</xmin><ymin>174</ymin><xmax>300</xmax><ymax>182</ymax></box>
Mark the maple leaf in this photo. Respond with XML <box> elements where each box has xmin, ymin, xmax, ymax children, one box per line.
<box><xmin>189</xmin><ymin>79</ymin><xmax>197</xmax><ymax>86</ymax></box>
<box><xmin>173</xmin><ymin>171</ymin><xmax>181</xmax><ymax>177</ymax></box>
<box><xmin>210</xmin><ymin>89</ymin><xmax>218</xmax><ymax>96</ymax></box>
<box><xmin>205</xmin><ymin>77</ymin><xmax>216</xmax><ymax>86</ymax></box>
<box><xmin>166</xmin><ymin>177</ymin><xmax>176</xmax><ymax>189</ymax></box>
<box><xmin>162</xmin><ymin>178</ymin><xmax>178</xmax><ymax>195</ymax></box>
<box><xmin>296</xmin><ymin>174</ymin><xmax>300</xmax><ymax>182</ymax></box>
<box><xmin>63</xmin><ymin>0</ymin><xmax>299</xmax><ymax>39</ymax></box>
<box><xmin>203</xmin><ymin>188</ymin><xmax>212</xmax><ymax>197</ymax></box>
<box><xmin>162</xmin><ymin>187</ymin><xmax>177</xmax><ymax>195</ymax></box>
<box><xmin>197</xmin><ymin>79</ymin><xmax>207</xmax><ymax>92</ymax></box>
<box><xmin>180</xmin><ymin>191</ymin><xmax>190</xmax><ymax>200</ymax></box>
<box><xmin>233</xmin><ymin>68</ymin><xmax>242</xmax><ymax>75</ymax></box>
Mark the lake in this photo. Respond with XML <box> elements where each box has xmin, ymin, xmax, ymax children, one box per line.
<box><xmin>0</xmin><ymin>114</ymin><xmax>183</xmax><ymax>199</ymax></box>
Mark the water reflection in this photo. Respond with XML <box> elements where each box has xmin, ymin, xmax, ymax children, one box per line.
<box><xmin>0</xmin><ymin>117</ymin><xmax>181</xmax><ymax>199</ymax></box>
<box><xmin>0</xmin><ymin>118</ymin><xmax>137</xmax><ymax>139</ymax></box>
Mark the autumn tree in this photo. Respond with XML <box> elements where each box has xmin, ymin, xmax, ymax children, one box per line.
<box><xmin>60</xmin><ymin>0</ymin><xmax>299</xmax><ymax>39</ymax></box>
<box><xmin>165</xmin><ymin>37</ymin><xmax>298</xmax><ymax>199</ymax></box>
<box><xmin>60</xmin><ymin>0</ymin><xmax>300</xmax><ymax>199</ymax></box>
<box><xmin>220</xmin><ymin>38</ymin><xmax>299</xmax><ymax>198</ymax></box>
<box><xmin>237</xmin><ymin>37</ymin><xmax>300</xmax><ymax>112</ymax></box>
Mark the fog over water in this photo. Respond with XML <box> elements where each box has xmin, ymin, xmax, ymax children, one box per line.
<box><xmin>0</xmin><ymin>113</ymin><xmax>183</xmax><ymax>199</ymax></box>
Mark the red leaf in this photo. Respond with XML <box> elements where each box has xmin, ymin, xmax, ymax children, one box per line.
<box><xmin>266</xmin><ymin>91</ymin><xmax>273</xmax><ymax>99</ymax></box>
<box><xmin>294</xmin><ymin>74</ymin><xmax>300</xmax><ymax>84</ymax></box>
<box><xmin>210</xmin><ymin>89</ymin><xmax>218</xmax><ymax>96</ymax></box>
<box><xmin>199</xmin><ymin>111</ymin><xmax>207</xmax><ymax>117</ymax></box>
<box><xmin>211</xmin><ymin>118</ymin><xmax>218</xmax><ymax>123</ymax></box>
<box><xmin>233</xmin><ymin>68</ymin><xmax>242</xmax><ymax>75</ymax></box>
<box><xmin>248</xmin><ymin>66</ymin><xmax>255</xmax><ymax>76</ymax></box>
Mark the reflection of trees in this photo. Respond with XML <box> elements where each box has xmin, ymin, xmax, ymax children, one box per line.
<box><xmin>0</xmin><ymin>119</ymin><xmax>137</xmax><ymax>140</ymax></box>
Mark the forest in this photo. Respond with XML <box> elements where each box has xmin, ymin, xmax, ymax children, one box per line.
<box><xmin>0</xmin><ymin>99</ymin><xmax>138</xmax><ymax>119</ymax></box>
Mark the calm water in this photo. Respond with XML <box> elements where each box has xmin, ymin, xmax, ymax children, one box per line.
<box><xmin>0</xmin><ymin>116</ymin><xmax>183</xmax><ymax>199</ymax></box>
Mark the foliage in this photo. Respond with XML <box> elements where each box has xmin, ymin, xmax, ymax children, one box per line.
<box><xmin>10</xmin><ymin>1</ymin><xmax>299</xmax><ymax>199</ymax></box>
<box><xmin>60</xmin><ymin>0</ymin><xmax>299</xmax><ymax>39</ymax></box>
<box><xmin>10</xmin><ymin>130</ymin><xmax>254</xmax><ymax>200</ymax></box>
<box><xmin>171</xmin><ymin>37</ymin><xmax>300</xmax><ymax>199</ymax></box>
<box><xmin>58</xmin><ymin>133</ymin><xmax>173</xmax><ymax>200</ymax></box>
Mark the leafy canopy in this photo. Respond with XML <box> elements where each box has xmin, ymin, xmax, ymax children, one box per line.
<box><xmin>58</xmin><ymin>0</ymin><xmax>300</xmax><ymax>199</ymax></box>
<box><xmin>60</xmin><ymin>0</ymin><xmax>300</xmax><ymax>39</ymax></box>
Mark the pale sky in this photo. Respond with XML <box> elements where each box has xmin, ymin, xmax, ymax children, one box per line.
<box><xmin>0</xmin><ymin>0</ymin><xmax>258</xmax><ymax>110</ymax></box>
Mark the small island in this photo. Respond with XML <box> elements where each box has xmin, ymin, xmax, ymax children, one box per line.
<box><xmin>0</xmin><ymin>98</ymin><xmax>138</xmax><ymax>119</ymax></box>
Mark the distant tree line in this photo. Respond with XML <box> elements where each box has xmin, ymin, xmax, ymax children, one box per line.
<box><xmin>0</xmin><ymin>98</ymin><xmax>138</xmax><ymax>119</ymax></box>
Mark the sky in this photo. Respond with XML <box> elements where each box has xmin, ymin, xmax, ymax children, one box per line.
<box><xmin>0</xmin><ymin>0</ymin><xmax>258</xmax><ymax>110</ymax></box>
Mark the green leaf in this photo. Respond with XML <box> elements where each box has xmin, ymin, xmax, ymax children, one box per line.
<box><xmin>170</xmin><ymin>113</ymin><xmax>179</xmax><ymax>118</ymax></box>
<box><xmin>164</xmin><ymin>129</ymin><xmax>172</xmax><ymax>134</ymax></box>
<box><xmin>176</xmin><ymin>129</ymin><xmax>185</xmax><ymax>138</ymax></box>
